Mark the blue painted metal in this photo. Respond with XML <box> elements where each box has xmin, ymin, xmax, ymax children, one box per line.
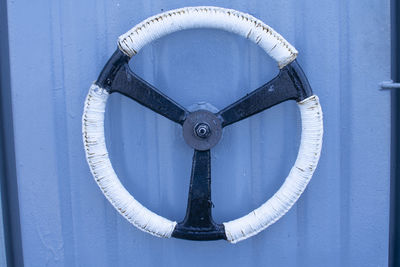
<box><xmin>0</xmin><ymin>3</ymin><xmax>11</xmax><ymax>266</ymax></box>
<box><xmin>3</xmin><ymin>0</ymin><xmax>391</xmax><ymax>266</ymax></box>
<box><xmin>389</xmin><ymin>0</ymin><xmax>400</xmax><ymax>265</ymax></box>
<box><xmin>0</xmin><ymin>1</ymin><xmax>23</xmax><ymax>266</ymax></box>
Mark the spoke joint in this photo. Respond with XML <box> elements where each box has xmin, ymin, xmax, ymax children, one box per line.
<box><xmin>95</xmin><ymin>49</ymin><xmax>130</xmax><ymax>91</ymax></box>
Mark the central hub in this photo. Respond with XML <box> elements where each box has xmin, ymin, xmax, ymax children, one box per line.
<box><xmin>182</xmin><ymin>110</ymin><xmax>222</xmax><ymax>151</ymax></box>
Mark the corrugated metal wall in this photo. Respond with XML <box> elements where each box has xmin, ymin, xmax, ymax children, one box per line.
<box><xmin>3</xmin><ymin>0</ymin><xmax>391</xmax><ymax>266</ymax></box>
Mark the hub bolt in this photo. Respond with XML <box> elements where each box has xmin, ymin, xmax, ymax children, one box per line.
<box><xmin>194</xmin><ymin>123</ymin><xmax>211</xmax><ymax>138</ymax></box>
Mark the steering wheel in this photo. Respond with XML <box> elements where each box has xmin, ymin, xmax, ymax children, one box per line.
<box><xmin>82</xmin><ymin>6</ymin><xmax>323</xmax><ymax>243</ymax></box>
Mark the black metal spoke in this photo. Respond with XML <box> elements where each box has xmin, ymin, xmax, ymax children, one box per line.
<box><xmin>172</xmin><ymin>150</ymin><xmax>225</xmax><ymax>241</ymax></box>
<box><xmin>110</xmin><ymin>64</ymin><xmax>188</xmax><ymax>124</ymax></box>
<box><xmin>217</xmin><ymin>60</ymin><xmax>313</xmax><ymax>127</ymax></box>
<box><xmin>95</xmin><ymin>49</ymin><xmax>188</xmax><ymax>125</ymax></box>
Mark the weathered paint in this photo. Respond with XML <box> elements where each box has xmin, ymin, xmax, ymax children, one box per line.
<box><xmin>3</xmin><ymin>0</ymin><xmax>391</xmax><ymax>266</ymax></box>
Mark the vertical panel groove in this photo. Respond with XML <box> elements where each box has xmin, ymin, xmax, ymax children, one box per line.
<box><xmin>49</xmin><ymin>0</ymin><xmax>76</xmax><ymax>265</ymax></box>
<box><xmin>338</xmin><ymin>0</ymin><xmax>351</xmax><ymax>265</ymax></box>
<box><xmin>0</xmin><ymin>0</ymin><xmax>24</xmax><ymax>266</ymax></box>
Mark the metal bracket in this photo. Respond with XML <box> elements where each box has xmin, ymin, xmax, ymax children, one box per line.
<box><xmin>380</xmin><ymin>81</ymin><xmax>400</xmax><ymax>90</ymax></box>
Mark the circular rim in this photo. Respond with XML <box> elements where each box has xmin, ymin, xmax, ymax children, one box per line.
<box><xmin>118</xmin><ymin>6</ymin><xmax>298</xmax><ymax>68</ymax></box>
<box><xmin>82</xmin><ymin>6</ymin><xmax>323</xmax><ymax>243</ymax></box>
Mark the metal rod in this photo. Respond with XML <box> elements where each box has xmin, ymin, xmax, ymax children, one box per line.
<box><xmin>381</xmin><ymin>81</ymin><xmax>400</xmax><ymax>90</ymax></box>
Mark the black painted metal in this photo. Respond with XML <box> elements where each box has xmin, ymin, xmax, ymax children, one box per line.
<box><xmin>95</xmin><ymin>49</ymin><xmax>313</xmax><ymax>241</ymax></box>
<box><xmin>172</xmin><ymin>150</ymin><xmax>226</xmax><ymax>241</ymax></box>
<box><xmin>182</xmin><ymin>110</ymin><xmax>222</xmax><ymax>151</ymax></box>
<box><xmin>288</xmin><ymin>60</ymin><xmax>313</xmax><ymax>100</ymax></box>
<box><xmin>217</xmin><ymin>60</ymin><xmax>313</xmax><ymax>127</ymax></box>
<box><xmin>111</xmin><ymin>64</ymin><xmax>188</xmax><ymax>125</ymax></box>
<box><xmin>95</xmin><ymin>49</ymin><xmax>188</xmax><ymax>125</ymax></box>
<box><xmin>95</xmin><ymin>49</ymin><xmax>130</xmax><ymax>89</ymax></box>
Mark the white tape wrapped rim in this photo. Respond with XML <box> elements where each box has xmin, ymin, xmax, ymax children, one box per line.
<box><xmin>82</xmin><ymin>6</ymin><xmax>323</xmax><ymax>243</ymax></box>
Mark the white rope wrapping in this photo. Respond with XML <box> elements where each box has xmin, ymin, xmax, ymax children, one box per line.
<box><xmin>82</xmin><ymin>85</ymin><xmax>323</xmax><ymax>242</ymax></box>
<box><xmin>223</xmin><ymin>95</ymin><xmax>323</xmax><ymax>243</ymax></box>
<box><xmin>83</xmin><ymin>6</ymin><xmax>323</xmax><ymax>242</ymax></box>
<box><xmin>82</xmin><ymin>84</ymin><xmax>177</xmax><ymax>238</ymax></box>
<box><xmin>118</xmin><ymin>6</ymin><xmax>298</xmax><ymax>68</ymax></box>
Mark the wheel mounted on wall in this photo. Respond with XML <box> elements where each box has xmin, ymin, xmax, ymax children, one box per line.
<box><xmin>82</xmin><ymin>6</ymin><xmax>323</xmax><ymax>243</ymax></box>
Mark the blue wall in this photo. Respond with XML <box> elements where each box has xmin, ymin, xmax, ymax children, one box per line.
<box><xmin>3</xmin><ymin>0</ymin><xmax>391</xmax><ymax>266</ymax></box>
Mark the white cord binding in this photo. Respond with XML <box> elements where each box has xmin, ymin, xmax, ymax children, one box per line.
<box><xmin>223</xmin><ymin>95</ymin><xmax>323</xmax><ymax>243</ymax></box>
<box><xmin>83</xmin><ymin>6</ymin><xmax>323</xmax><ymax>242</ymax></box>
<box><xmin>83</xmin><ymin>84</ymin><xmax>177</xmax><ymax>238</ymax></box>
<box><xmin>118</xmin><ymin>6</ymin><xmax>298</xmax><ymax>68</ymax></box>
